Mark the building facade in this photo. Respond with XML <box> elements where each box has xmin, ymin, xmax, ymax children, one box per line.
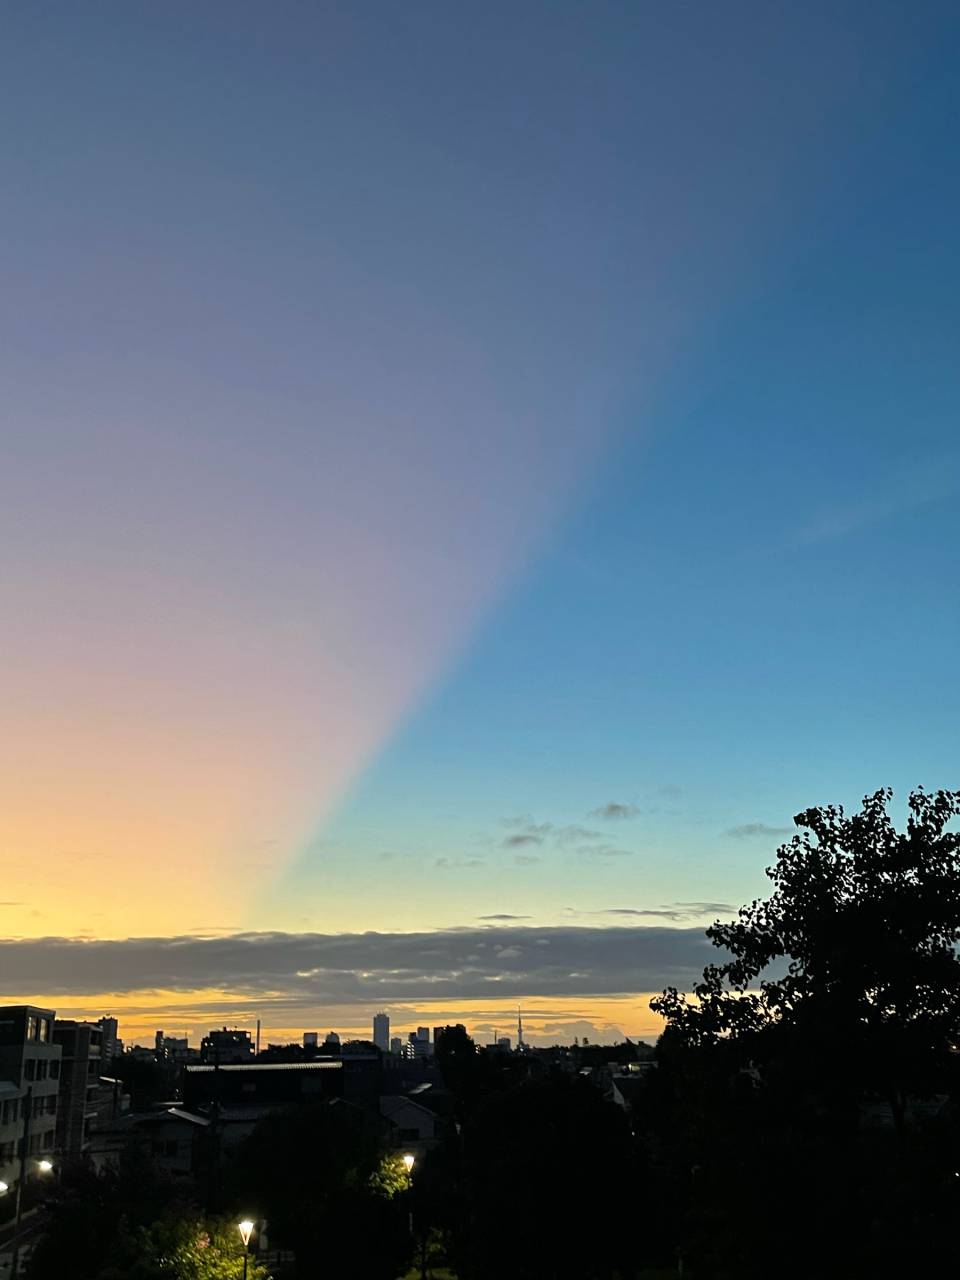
<box><xmin>0</xmin><ymin>1006</ymin><xmax>62</xmax><ymax>1194</ymax></box>
<box><xmin>373</xmin><ymin>1012</ymin><xmax>390</xmax><ymax>1052</ymax></box>
<box><xmin>54</xmin><ymin>1019</ymin><xmax>106</xmax><ymax>1157</ymax></box>
<box><xmin>200</xmin><ymin>1028</ymin><xmax>254</xmax><ymax>1064</ymax></box>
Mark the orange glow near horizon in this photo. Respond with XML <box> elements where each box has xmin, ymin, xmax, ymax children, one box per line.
<box><xmin>1</xmin><ymin>990</ymin><xmax>667</xmax><ymax>1048</ymax></box>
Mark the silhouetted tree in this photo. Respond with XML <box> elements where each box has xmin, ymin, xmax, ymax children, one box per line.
<box><xmin>654</xmin><ymin>787</ymin><xmax>960</xmax><ymax>1128</ymax></box>
<box><xmin>649</xmin><ymin>787</ymin><xmax>960</xmax><ymax>1277</ymax></box>
<box><xmin>457</xmin><ymin>1075</ymin><xmax>636</xmax><ymax>1279</ymax></box>
<box><xmin>27</xmin><ymin>1152</ymin><xmax>187</xmax><ymax>1279</ymax></box>
<box><xmin>229</xmin><ymin>1102</ymin><xmax>410</xmax><ymax>1279</ymax></box>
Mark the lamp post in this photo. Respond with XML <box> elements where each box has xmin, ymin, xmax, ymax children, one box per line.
<box><xmin>401</xmin><ymin>1155</ymin><xmax>428</xmax><ymax>1280</ymax></box>
<box><xmin>9</xmin><ymin>1152</ymin><xmax>54</xmax><ymax>1280</ymax></box>
<box><xmin>238</xmin><ymin>1219</ymin><xmax>255</xmax><ymax>1280</ymax></box>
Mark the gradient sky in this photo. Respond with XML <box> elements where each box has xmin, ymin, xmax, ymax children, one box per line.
<box><xmin>2</xmin><ymin>2</ymin><xmax>958</xmax><ymax>1043</ymax></box>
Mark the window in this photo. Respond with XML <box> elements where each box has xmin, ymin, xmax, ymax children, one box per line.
<box><xmin>24</xmin><ymin>1059</ymin><xmax>36</xmax><ymax>1081</ymax></box>
<box><xmin>0</xmin><ymin>1141</ymin><xmax>15</xmax><ymax>1161</ymax></box>
<box><xmin>38</xmin><ymin>1019</ymin><xmax>49</xmax><ymax>1044</ymax></box>
<box><xmin>26</xmin><ymin>1017</ymin><xmax>37</xmax><ymax>1042</ymax></box>
<box><xmin>35</xmin><ymin>1061</ymin><xmax>48</xmax><ymax>1081</ymax></box>
<box><xmin>42</xmin><ymin>1131</ymin><xmax>54</xmax><ymax>1150</ymax></box>
<box><xmin>46</xmin><ymin>1096</ymin><xmax>57</xmax><ymax>1115</ymax></box>
<box><xmin>49</xmin><ymin>1062</ymin><xmax>59</xmax><ymax>1080</ymax></box>
<box><xmin>32</xmin><ymin>1096</ymin><xmax>45</xmax><ymax>1118</ymax></box>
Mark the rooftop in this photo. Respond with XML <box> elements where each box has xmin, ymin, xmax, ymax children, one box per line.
<box><xmin>185</xmin><ymin>1060</ymin><xmax>342</xmax><ymax>1073</ymax></box>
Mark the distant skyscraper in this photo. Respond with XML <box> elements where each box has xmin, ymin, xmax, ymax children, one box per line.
<box><xmin>303</xmin><ymin>1031</ymin><xmax>318</xmax><ymax>1048</ymax></box>
<box><xmin>98</xmin><ymin>1016</ymin><xmax>119</xmax><ymax>1063</ymax></box>
<box><xmin>390</xmin><ymin>1037</ymin><xmax>402</xmax><ymax>1055</ymax></box>
<box><xmin>373</xmin><ymin>1011</ymin><xmax>389</xmax><ymax>1052</ymax></box>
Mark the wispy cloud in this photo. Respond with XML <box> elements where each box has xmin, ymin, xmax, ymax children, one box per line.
<box><xmin>794</xmin><ymin>452</ymin><xmax>960</xmax><ymax>546</ymax></box>
<box><xmin>724</xmin><ymin>822</ymin><xmax>792</xmax><ymax>839</ymax></box>
<box><xmin>590</xmin><ymin>802</ymin><xmax>639</xmax><ymax>820</ymax></box>
<box><xmin>592</xmin><ymin>901</ymin><xmax>734</xmax><ymax>922</ymax></box>
<box><xmin>503</xmin><ymin>832</ymin><xmax>544</xmax><ymax>848</ymax></box>
<box><xmin>477</xmin><ymin>914</ymin><xmax>531</xmax><ymax>921</ymax></box>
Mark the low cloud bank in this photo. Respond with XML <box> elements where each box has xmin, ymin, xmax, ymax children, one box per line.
<box><xmin>0</xmin><ymin>925</ymin><xmax>717</xmax><ymax>1005</ymax></box>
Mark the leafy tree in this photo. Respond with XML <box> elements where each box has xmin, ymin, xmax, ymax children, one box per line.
<box><xmin>457</xmin><ymin>1075</ymin><xmax>636</xmax><ymax>1279</ymax></box>
<box><xmin>95</xmin><ymin>1214</ymin><xmax>270</xmax><ymax>1280</ymax></box>
<box><xmin>230</xmin><ymin>1102</ymin><xmax>411</xmax><ymax>1279</ymax></box>
<box><xmin>27</xmin><ymin>1152</ymin><xmax>183</xmax><ymax>1279</ymax></box>
<box><xmin>648</xmin><ymin>787</ymin><xmax>960</xmax><ymax>1277</ymax></box>
<box><xmin>653</xmin><ymin>787</ymin><xmax>960</xmax><ymax>1127</ymax></box>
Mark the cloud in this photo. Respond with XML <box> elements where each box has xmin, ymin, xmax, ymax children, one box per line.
<box><xmin>553</xmin><ymin>825</ymin><xmax>604</xmax><ymax>845</ymax></box>
<box><xmin>590</xmin><ymin>802</ymin><xmax>639</xmax><ymax>820</ymax></box>
<box><xmin>794</xmin><ymin>455</ymin><xmax>960</xmax><ymax>547</ymax></box>
<box><xmin>581</xmin><ymin>844</ymin><xmax>634</xmax><ymax>859</ymax></box>
<box><xmin>503</xmin><ymin>833</ymin><xmax>544</xmax><ymax>848</ymax></box>
<box><xmin>593</xmin><ymin>901</ymin><xmax>735</xmax><ymax>922</ymax></box>
<box><xmin>434</xmin><ymin>857</ymin><xmax>485</xmax><ymax>869</ymax></box>
<box><xmin>0</xmin><ymin>901</ymin><xmax>25</xmax><ymax>907</ymax></box>
<box><xmin>0</xmin><ymin>926</ymin><xmax>718</xmax><ymax>1006</ymax></box>
<box><xmin>724</xmin><ymin>822</ymin><xmax>793</xmax><ymax>839</ymax></box>
<box><xmin>477</xmin><ymin>914</ymin><xmax>531</xmax><ymax>921</ymax></box>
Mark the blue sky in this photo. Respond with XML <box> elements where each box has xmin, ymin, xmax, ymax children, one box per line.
<box><xmin>2</xmin><ymin>1</ymin><xmax>958</xmax><ymax>1039</ymax></box>
<box><xmin>275</xmin><ymin>11</ymin><xmax>960</xmax><ymax>930</ymax></box>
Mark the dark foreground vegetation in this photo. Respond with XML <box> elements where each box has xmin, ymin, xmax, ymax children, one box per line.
<box><xmin>24</xmin><ymin>788</ymin><xmax>960</xmax><ymax>1278</ymax></box>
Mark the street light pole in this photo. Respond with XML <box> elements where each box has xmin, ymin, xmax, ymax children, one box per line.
<box><xmin>238</xmin><ymin>1218</ymin><xmax>255</xmax><ymax>1280</ymax></box>
<box><xmin>9</xmin><ymin>1086</ymin><xmax>32</xmax><ymax>1280</ymax></box>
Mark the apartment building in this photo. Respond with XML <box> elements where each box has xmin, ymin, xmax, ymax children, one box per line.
<box><xmin>0</xmin><ymin>1006</ymin><xmax>62</xmax><ymax>1193</ymax></box>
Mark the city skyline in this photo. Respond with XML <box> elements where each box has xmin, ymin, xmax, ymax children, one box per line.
<box><xmin>3</xmin><ymin>3</ymin><xmax>959</xmax><ymax>1040</ymax></box>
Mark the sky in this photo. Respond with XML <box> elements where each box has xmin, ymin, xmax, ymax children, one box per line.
<box><xmin>2</xmin><ymin>2</ymin><xmax>959</xmax><ymax>1045</ymax></box>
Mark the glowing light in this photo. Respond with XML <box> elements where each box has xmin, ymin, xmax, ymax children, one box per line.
<box><xmin>402</xmin><ymin>1153</ymin><xmax>415</xmax><ymax>1173</ymax></box>
<box><xmin>37</xmin><ymin>1160</ymin><xmax>53</xmax><ymax>1174</ymax></box>
<box><xmin>238</xmin><ymin>1220</ymin><xmax>255</xmax><ymax>1248</ymax></box>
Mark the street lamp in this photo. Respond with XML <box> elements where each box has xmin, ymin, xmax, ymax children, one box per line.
<box><xmin>402</xmin><ymin>1153</ymin><xmax>415</xmax><ymax>1174</ymax></box>
<box><xmin>0</xmin><ymin>1180</ymin><xmax>8</xmax><ymax>1194</ymax></box>
<box><xmin>37</xmin><ymin>1160</ymin><xmax>53</xmax><ymax>1174</ymax></box>
<box><xmin>238</xmin><ymin>1219</ymin><xmax>255</xmax><ymax>1280</ymax></box>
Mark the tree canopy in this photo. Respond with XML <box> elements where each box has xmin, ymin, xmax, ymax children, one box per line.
<box><xmin>653</xmin><ymin>788</ymin><xmax>960</xmax><ymax>1093</ymax></box>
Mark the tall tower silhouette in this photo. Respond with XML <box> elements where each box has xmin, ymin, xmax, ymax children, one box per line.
<box><xmin>517</xmin><ymin>1004</ymin><xmax>525</xmax><ymax>1050</ymax></box>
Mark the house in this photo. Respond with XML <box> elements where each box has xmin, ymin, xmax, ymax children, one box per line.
<box><xmin>90</xmin><ymin>1106</ymin><xmax>211</xmax><ymax>1176</ymax></box>
<box><xmin>378</xmin><ymin>1094</ymin><xmax>441</xmax><ymax>1158</ymax></box>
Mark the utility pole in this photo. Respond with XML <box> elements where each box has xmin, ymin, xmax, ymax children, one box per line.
<box><xmin>10</xmin><ymin>1085</ymin><xmax>32</xmax><ymax>1280</ymax></box>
